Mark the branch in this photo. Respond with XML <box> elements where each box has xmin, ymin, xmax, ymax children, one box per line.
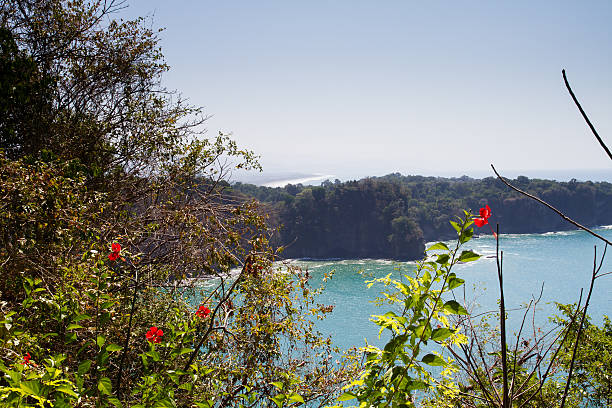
<box><xmin>491</xmin><ymin>164</ymin><xmax>612</xmax><ymax>247</ymax></box>
<box><xmin>559</xmin><ymin>245</ymin><xmax>603</xmax><ymax>408</ymax></box>
<box><xmin>562</xmin><ymin>69</ymin><xmax>612</xmax><ymax>161</ymax></box>
<box><xmin>496</xmin><ymin>227</ymin><xmax>509</xmax><ymax>408</ymax></box>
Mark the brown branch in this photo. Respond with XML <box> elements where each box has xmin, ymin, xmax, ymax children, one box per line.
<box><xmin>491</xmin><ymin>164</ymin><xmax>612</xmax><ymax>246</ymax></box>
<box><xmin>562</xmin><ymin>69</ymin><xmax>612</xmax><ymax>161</ymax></box>
<box><xmin>559</xmin><ymin>245</ymin><xmax>603</xmax><ymax>408</ymax></box>
<box><xmin>517</xmin><ymin>290</ymin><xmax>583</xmax><ymax>408</ymax></box>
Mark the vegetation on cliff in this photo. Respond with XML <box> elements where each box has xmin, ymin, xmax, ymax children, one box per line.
<box><xmin>233</xmin><ymin>174</ymin><xmax>612</xmax><ymax>260</ymax></box>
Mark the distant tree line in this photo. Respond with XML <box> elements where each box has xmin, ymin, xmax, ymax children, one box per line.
<box><xmin>232</xmin><ymin>173</ymin><xmax>612</xmax><ymax>260</ymax></box>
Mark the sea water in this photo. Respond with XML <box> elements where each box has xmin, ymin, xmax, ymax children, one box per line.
<box><xmin>293</xmin><ymin>227</ymin><xmax>612</xmax><ymax>352</ymax></box>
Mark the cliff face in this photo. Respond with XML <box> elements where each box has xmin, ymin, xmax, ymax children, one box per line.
<box><xmin>233</xmin><ymin>175</ymin><xmax>612</xmax><ymax>261</ymax></box>
<box><xmin>275</xmin><ymin>184</ymin><xmax>425</xmax><ymax>260</ymax></box>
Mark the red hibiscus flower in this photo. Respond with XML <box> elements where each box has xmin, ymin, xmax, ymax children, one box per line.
<box><xmin>474</xmin><ymin>205</ymin><xmax>498</xmax><ymax>238</ymax></box>
<box><xmin>196</xmin><ymin>305</ymin><xmax>211</xmax><ymax>319</ymax></box>
<box><xmin>474</xmin><ymin>205</ymin><xmax>491</xmax><ymax>227</ymax></box>
<box><xmin>108</xmin><ymin>242</ymin><xmax>121</xmax><ymax>261</ymax></box>
<box><xmin>21</xmin><ymin>352</ymin><xmax>37</xmax><ymax>367</ymax></box>
<box><xmin>146</xmin><ymin>326</ymin><xmax>163</xmax><ymax>343</ymax></box>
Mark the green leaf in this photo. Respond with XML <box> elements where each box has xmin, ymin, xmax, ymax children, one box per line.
<box><xmin>178</xmin><ymin>347</ymin><xmax>194</xmax><ymax>355</ymax></box>
<box><xmin>153</xmin><ymin>398</ymin><xmax>175</xmax><ymax>408</ymax></box>
<box><xmin>78</xmin><ymin>360</ymin><xmax>92</xmax><ymax>376</ymax></box>
<box><xmin>430</xmin><ymin>327</ymin><xmax>453</xmax><ymax>342</ymax></box>
<box><xmin>422</xmin><ymin>353</ymin><xmax>446</xmax><ymax>366</ymax></box>
<box><xmin>106</xmin><ymin>344</ymin><xmax>123</xmax><ymax>352</ymax></box>
<box><xmin>56</xmin><ymin>386</ymin><xmax>78</xmax><ymax>398</ymax></box>
<box><xmin>179</xmin><ymin>383</ymin><xmax>193</xmax><ymax>392</ymax></box>
<box><xmin>20</xmin><ymin>380</ymin><xmax>42</xmax><ymax>396</ymax></box>
<box><xmin>338</xmin><ymin>392</ymin><xmax>357</xmax><ymax>401</ymax></box>
<box><xmin>427</xmin><ymin>242</ymin><xmax>449</xmax><ymax>251</ymax></box>
<box><xmin>71</xmin><ymin>314</ymin><xmax>91</xmax><ymax>322</ymax></box>
<box><xmin>406</xmin><ymin>379</ymin><xmax>428</xmax><ymax>391</ymax></box>
<box><xmin>66</xmin><ymin>323</ymin><xmax>83</xmax><ymax>330</ymax></box>
<box><xmin>100</xmin><ymin>301</ymin><xmax>116</xmax><ymax>310</ymax></box>
<box><xmin>52</xmin><ymin>399</ymin><xmax>72</xmax><ymax>408</ymax></box>
<box><xmin>96</xmin><ymin>335</ymin><xmax>106</xmax><ymax>348</ymax></box>
<box><xmin>98</xmin><ymin>377</ymin><xmax>112</xmax><ymax>395</ymax></box>
<box><xmin>443</xmin><ymin>300</ymin><xmax>468</xmax><ymax>315</ymax></box>
<box><xmin>270</xmin><ymin>395</ymin><xmax>285</xmax><ymax>408</ymax></box>
<box><xmin>147</xmin><ymin>350</ymin><xmax>161</xmax><ymax>362</ymax></box>
<box><xmin>448</xmin><ymin>276</ymin><xmax>465</xmax><ymax>290</ymax></box>
<box><xmin>4</xmin><ymin>368</ymin><xmax>20</xmax><ymax>384</ymax></box>
<box><xmin>108</xmin><ymin>397</ymin><xmax>123</xmax><ymax>408</ymax></box>
<box><xmin>436</xmin><ymin>254</ymin><xmax>450</xmax><ymax>264</ymax></box>
<box><xmin>288</xmin><ymin>393</ymin><xmax>304</xmax><ymax>404</ymax></box>
<box><xmin>459</xmin><ymin>228</ymin><xmax>474</xmax><ymax>244</ymax></box>
<box><xmin>270</xmin><ymin>381</ymin><xmax>284</xmax><ymax>391</ymax></box>
<box><xmin>450</xmin><ymin>220</ymin><xmax>461</xmax><ymax>232</ymax></box>
<box><xmin>458</xmin><ymin>250</ymin><xmax>480</xmax><ymax>262</ymax></box>
<box><xmin>415</xmin><ymin>321</ymin><xmax>432</xmax><ymax>340</ymax></box>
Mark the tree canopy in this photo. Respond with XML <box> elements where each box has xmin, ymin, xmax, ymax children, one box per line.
<box><xmin>233</xmin><ymin>174</ymin><xmax>612</xmax><ymax>260</ymax></box>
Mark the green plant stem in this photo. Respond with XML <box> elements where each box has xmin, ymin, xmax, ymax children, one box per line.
<box><xmin>496</xmin><ymin>224</ymin><xmax>509</xmax><ymax>408</ymax></box>
<box><xmin>388</xmin><ymin>219</ymin><xmax>466</xmax><ymax>403</ymax></box>
<box><xmin>116</xmin><ymin>268</ymin><xmax>139</xmax><ymax>397</ymax></box>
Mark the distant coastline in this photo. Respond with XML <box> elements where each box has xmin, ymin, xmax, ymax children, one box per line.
<box><xmin>262</xmin><ymin>174</ymin><xmax>336</xmax><ymax>188</ymax></box>
<box><xmin>232</xmin><ymin>172</ymin><xmax>612</xmax><ymax>261</ymax></box>
<box><xmin>234</xmin><ymin>168</ymin><xmax>612</xmax><ymax>187</ymax></box>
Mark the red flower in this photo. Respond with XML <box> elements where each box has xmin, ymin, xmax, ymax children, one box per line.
<box><xmin>146</xmin><ymin>326</ymin><xmax>163</xmax><ymax>343</ymax></box>
<box><xmin>108</xmin><ymin>242</ymin><xmax>121</xmax><ymax>261</ymax></box>
<box><xmin>21</xmin><ymin>352</ymin><xmax>37</xmax><ymax>367</ymax></box>
<box><xmin>474</xmin><ymin>205</ymin><xmax>491</xmax><ymax>228</ymax></box>
<box><xmin>196</xmin><ymin>305</ymin><xmax>211</xmax><ymax>319</ymax></box>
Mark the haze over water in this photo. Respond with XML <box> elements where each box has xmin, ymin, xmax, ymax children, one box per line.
<box><xmin>234</xmin><ymin>169</ymin><xmax>612</xmax><ymax>188</ymax></box>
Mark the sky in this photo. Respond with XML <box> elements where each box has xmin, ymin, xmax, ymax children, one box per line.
<box><xmin>123</xmin><ymin>1</ymin><xmax>612</xmax><ymax>182</ymax></box>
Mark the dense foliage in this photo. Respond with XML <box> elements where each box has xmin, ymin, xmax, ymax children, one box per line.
<box><xmin>1</xmin><ymin>1</ymin><xmax>610</xmax><ymax>407</ymax></box>
<box><xmin>233</xmin><ymin>174</ymin><xmax>612</xmax><ymax>260</ymax></box>
<box><xmin>0</xmin><ymin>1</ymin><xmax>357</xmax><ymax>406</ymax></box>
<box><xmin>553</xmin><ymin>305</ymin><xmax>612</xmax><ymax>407</ymax></box>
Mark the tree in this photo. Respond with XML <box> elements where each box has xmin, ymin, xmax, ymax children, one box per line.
<box><xmin>0</xmin><ymin>1</ymin><xmax>358</xmax><ymax>406</ymax></box>
<box><xmin>554</xmin><ymin>304</ymin><xmax>612</xmax><ymax>407</ymax></box>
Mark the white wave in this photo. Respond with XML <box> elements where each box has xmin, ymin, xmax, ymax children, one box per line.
<box><xmin>541</xmin><ymin>230</ymin><xmax>576</xmax><ymax>237</ymax></box>
<box><xmin>262</xmin><ymin>174</ymin><xmax>336</xmax><ymax>187</ymax></box>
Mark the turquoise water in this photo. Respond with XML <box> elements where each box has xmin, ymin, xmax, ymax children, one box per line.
<box><xmin>293</xmin><ymin>227</ymin><xmax>612</xmax><ymax>352</ymax></box>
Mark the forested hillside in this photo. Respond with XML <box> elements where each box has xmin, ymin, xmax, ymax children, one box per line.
<box><xmin>233</xmin><ymin>173</ymin><xmax>612</xmax><ymax>260</ymax></box>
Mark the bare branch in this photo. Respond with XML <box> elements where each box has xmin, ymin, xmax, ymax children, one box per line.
<box><xmin>562</xmin><ymin>69</ymin><xmax>612</xmax><ymax>161</ymax></box>
<box><xmin>491</xmin><ymin>165</ymin><xmax>612</xmax><ymax>247</ymax></box>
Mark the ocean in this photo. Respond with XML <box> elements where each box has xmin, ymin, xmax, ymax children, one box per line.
<box><xmin>291</xmin><ymin>226</ymin><xmax>612</xmax><ymax>352</ymax></box>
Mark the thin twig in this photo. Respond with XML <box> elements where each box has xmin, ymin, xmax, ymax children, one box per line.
<box><xmin>491</xmin><ymin>165</ymin><xmax>612</xmax><ymax>246</ymax></box>
<box><xmin>559</xmin><ymin>246</ymin><xmax>601</xmax><ymax>408</ymax></box>
<box><xmin>562</xmin><ymin>69</ymin><xmax>612</xmax><ymax>161</ymax></box>
<box><xmin>496</xmin><ymin>224</ymin><xmax>509</xmax><ymax>408</ymax></box>
<box><xmin>509</xmin><ymin>297</ymin><xmax>534</xmax><ymax>402</ymax></box>
<box><xmin>518</xmin><ymin>290</ymin><xmax>583</xmax><ymax>408</ymax></box>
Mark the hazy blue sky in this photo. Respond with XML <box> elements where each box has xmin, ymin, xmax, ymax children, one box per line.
<box><xmin>124</xmin><ymin>1</ymin><xmax>611</xmax><ymax>180</ymax></box>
